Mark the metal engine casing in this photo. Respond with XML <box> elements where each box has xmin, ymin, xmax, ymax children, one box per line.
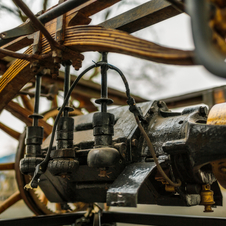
<box><xmin>28</xmin><ymin>101</ymin><xmax>225</xmax><ymax>207</ymax></box>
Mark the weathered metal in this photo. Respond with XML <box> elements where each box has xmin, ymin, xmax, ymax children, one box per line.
<box><xmin>19</xmin><ymin>100</ymin><xmax>223</xmax><ymax>208</ymax></box>
<box><xmin>99</xmin><ymin>0</ymin><xmax>181</xmax><ymax>33</ymax></box>
<box><xmin>2</xmin><ymin>0</ymin><xmax>226</xmax><ymax>225</ymax></box>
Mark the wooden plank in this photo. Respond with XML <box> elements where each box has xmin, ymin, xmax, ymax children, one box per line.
<box><xmin>99</xmin><ymin>0</ymin><xmax>181</xmax><ymax>33</ymax></box>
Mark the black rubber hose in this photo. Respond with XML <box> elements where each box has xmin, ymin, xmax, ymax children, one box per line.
<box><xmin>28</xmin><ymin>64</ymin><xmax>96</xmax><ymax>188</ymax></box>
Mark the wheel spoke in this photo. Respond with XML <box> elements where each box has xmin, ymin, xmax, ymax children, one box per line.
<box><xmin>20</xmin><ymin>94</ymin><xmax>34</xmax><ymax>112</ymax></box>
<box><xmin>0</xmin><ymin>191</ymin><xmax>21</xmax><ymax>214</ymax></box>
<box><xmin>39</xmin><ymin>193</ymin><xmax>48</xmax><ymax>206</ymax></box>
<box><xmin>0</xmin><ymin>122</ymin><xmax>21</xmax><ymax>140</ymax></box>
<box><xmin>0</xmin><ymin>162</ymin><xmax>15</xmax><ymax>170</ymax></box>
<box><xmin>5</xmin><ymin>101</ymin><xmax>53</xmax><ymax>137</ymax></box>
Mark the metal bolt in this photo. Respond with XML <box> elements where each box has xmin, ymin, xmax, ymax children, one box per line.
<box><xmin>132</xmin><ymin>139</ymin><xmax>138</xmax><ymax>147</ymax></box>
<box><xmin>199</xmin><ymin>106</ymin><xmax>208</xmax><ymax>117</ymax></box>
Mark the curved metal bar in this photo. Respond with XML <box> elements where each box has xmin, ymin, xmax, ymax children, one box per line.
<box><xmin>186</xmin><ymin>0</ymin><xmax>226</xmax><ymax>78</ymax></box>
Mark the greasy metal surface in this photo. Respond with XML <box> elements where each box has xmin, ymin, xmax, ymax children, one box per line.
<box><xmin>42</xmin><ymin>101</ymin><xmax>153</xmax><ymax>149</ymax></box>
<box><xmin>107</xmin><ymin>162</ymin><xmax>156</xmax><ymax>207</ymax></box>
<box><xmin>40</xmin><ymin>101</ymin><xmax>223</xmax><ymax>206</ymax></box>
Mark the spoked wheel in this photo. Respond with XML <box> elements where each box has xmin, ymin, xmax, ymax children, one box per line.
<box><xmin>0</xmin><ymin>63</ymin><xmax>144</xmax><ymax>215</ymax></box>
<box><xmin>0</xmin><ymin>79</ymin><xmax>88</xmax><ymax>214</ymax></box>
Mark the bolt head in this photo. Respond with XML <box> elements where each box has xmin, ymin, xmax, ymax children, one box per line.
<box><xmin>199</xmin><ymin>106</ymin><xmax>208</xmax><ymax>116</ymax></box>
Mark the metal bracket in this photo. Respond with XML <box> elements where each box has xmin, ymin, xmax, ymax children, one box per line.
<box><xmin>107</xmin><ymin>162</ymin><xmax>156</xmax><ymax>207</ymax></box>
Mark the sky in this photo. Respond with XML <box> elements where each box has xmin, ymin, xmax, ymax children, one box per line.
<box><xmin>0</xmin><ymin>0</ymin><xmax>226</xmax><ymax>158</ymax></box>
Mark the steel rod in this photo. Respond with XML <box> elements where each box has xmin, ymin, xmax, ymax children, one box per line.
<box><xmin>32</xmin><ymin>73</ymin><xmax>42</xmax><ymax>126</ymax></box>
<box><xmin>100</xmin><ymin>52</ymin><xmax>108</xmax><ymax>113</ymax></box>
<box><xmin>63</xmin><ymin>60</ymin><xmax>71</xmax><ymax>116</ymax></box>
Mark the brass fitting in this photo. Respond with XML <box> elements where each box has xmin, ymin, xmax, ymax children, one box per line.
<box><xmin>200</xmin><ymin>184</ymin><xmax>215</xmax><ymax>212</ymax></box>
<box><xmin>155</xmin><ymin>176</ymin><xmax>176</xmax><ymax>193</ymax></box>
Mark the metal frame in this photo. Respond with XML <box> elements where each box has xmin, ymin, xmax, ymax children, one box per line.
<box><xmin>1</xmin><ymin>211</ymin><xmax>226</xmax><ymax>226</ymax></box>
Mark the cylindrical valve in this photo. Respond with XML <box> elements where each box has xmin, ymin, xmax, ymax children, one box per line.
<box><xmin>200</xmin><ymin>184</ymin><xmax>215</xmax><ymax>212</ymax></box>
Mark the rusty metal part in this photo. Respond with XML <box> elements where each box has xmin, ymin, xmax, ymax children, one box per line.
<box><xmin>200</xmin><ymin>184</ymin><xmax>215</xmax><ymax>212</ymax></box>
<box><xmin>99</xmin><ymin>0</ymin><xmax>181</xmax><ymax>33</ymax></box>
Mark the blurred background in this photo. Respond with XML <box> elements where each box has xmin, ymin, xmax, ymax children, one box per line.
<box><xmin>0</xmin><ymin>0</ymin><xmax>226</xmax><ymax>223</ymax></box>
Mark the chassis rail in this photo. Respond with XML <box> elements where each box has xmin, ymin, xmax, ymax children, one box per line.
<box><xmin>1</xmin><ymin>211</ymin><xmax>226</xmax><ymax>226</ymax></box>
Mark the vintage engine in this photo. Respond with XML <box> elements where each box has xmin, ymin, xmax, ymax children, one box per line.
<box><xmin>20</xmin><ymin>98</ymin><xmax>226</xmax><ymax>211</ymax></box>
<box><xmin>19</xmin><ymin>53</ymin><xmax>226</xmax><ymax>213</ymax></box>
